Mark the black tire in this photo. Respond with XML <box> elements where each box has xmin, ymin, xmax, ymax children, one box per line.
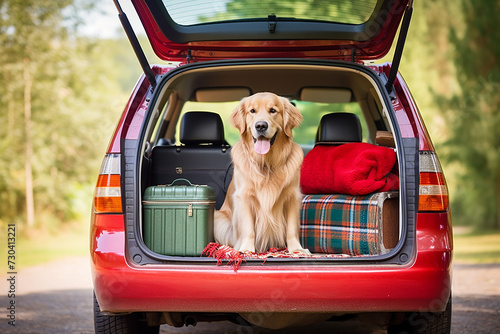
<box><xmin>94</xmin><ymin>292</ymin><xmax>160</xmax><ymax>334</ymax></box>
<box><xmin>388</xmin><ymin>295</ymin><xmax>452</xmax><ymax>334</ymax></box>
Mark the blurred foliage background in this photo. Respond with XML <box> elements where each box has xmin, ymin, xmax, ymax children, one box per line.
<box><xmin>0</xmin><ymin>0</ymin><xmax>499</xmax><ymax>241</ymax></box>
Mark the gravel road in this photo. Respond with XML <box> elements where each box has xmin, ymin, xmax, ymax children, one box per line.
<box><xmin>1</xmin><ymin>256</ymin><xmax>499</xmax><ymax>333</ymax></box>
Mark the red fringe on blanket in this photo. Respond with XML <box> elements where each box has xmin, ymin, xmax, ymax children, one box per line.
<box><xmin>202</xmin><ymin>242</ymin><xmax>351</xmax><ymax>272</ymax></box>
<box><xmin>202</xmin><ymin>242</ymin><xmax>245</xmax><ymax>271</ymax></box>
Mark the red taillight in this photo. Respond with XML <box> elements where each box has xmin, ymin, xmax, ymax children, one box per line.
<box><xmin>94</xmin><ymin>154</ymin><xmax>122</xmax><ymax>213</ymax></box>
<box><xmin>419</xmin><ymin>151</ymin><xmax>449</xmax><ymax>212</ymax></box>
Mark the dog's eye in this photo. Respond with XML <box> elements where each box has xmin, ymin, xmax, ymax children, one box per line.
<box><xmin>250</xmin><ymin>109</ymin><xmax>255</xmax><ymax>114</ymax></box>
<box><xmin>270</xmin><ymin>108</ymin><xmax>277</xmax><ymax>114</ymax></box>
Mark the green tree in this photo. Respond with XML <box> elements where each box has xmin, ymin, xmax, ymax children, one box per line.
<box><xmin>0</xmin><ymin>0</ymin><xmax>75</xmax><ymax>228</ymax></box>
<box><xmin>0</xmin><ymin>1</ymin><xmax>127</xmax><ymax>230</ymax></box>
<box><xmin>435</xmin><ymin>0</ymin><xmax>500</xmax><ymax>230</ymax></box>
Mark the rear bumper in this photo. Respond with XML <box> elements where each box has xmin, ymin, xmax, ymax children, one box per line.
<box><xmin>91</xmin><ymin>212</ymin><xmax>452</xmax><ymax>314</ymax></box>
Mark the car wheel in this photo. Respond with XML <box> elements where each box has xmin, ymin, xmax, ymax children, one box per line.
<box><xmin>94</xmin><ymin>292</ymin><xmax>160</xmax><ymax>334</ymax></box>
<box><xmin>388</xmin><ymin>295</ymin><xmax>452</xmax><ymax>334</ymax></box>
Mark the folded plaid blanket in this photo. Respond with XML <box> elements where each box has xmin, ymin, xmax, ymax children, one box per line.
<box><xmin>300</xmin><ymin>193</ymin><xmax>396</xmax><ymax>255</ymax></box>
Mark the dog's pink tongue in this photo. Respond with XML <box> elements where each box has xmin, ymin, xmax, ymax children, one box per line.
<box><xmin>254</xmin><ymin>137</ymin><xmax>271</xmax><ymax>155</ymax></box>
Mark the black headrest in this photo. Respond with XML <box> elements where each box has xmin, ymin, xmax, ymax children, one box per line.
<box><xmin>315</xmin><ymin>112</ymin><xmax>362</xmax><ymax>144</ymax></box>
<box><xmin>180</xmin><ymin>111</ymin><xmax>225</xmax><ymax>146</ymax></box>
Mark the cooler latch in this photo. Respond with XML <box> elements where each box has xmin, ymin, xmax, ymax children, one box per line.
<box><xmin>188</xmin><ymin>203</ymin><xmax>193</xmax><ymax>217</ymax></box>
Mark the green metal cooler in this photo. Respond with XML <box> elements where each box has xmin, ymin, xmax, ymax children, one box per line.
<box><xmin>143</xmin><ymin>179</ymin><xmax>216</xmax><ymax>256</ymax></box>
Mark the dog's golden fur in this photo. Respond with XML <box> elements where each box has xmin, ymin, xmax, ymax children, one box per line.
<box><xmin>214</xmin><ymin>92</ymin><xmax>309</xmax><ymax>253</ymax></box>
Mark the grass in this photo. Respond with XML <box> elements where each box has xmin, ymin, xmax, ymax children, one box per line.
<box><xmin>1</xmin><ymin>222</ymin><xmax>90</xmax><ymax>270</ymax></box>
<box><xmin>453</xmin><ymin>230</ymin><xmax>500</xmax><ymax>264</ymax></box>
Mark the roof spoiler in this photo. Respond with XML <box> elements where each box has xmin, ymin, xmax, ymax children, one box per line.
<box><xmin>385</xmin><ymin>0</ymin><xmax>413</xmax><ymax>95</ymax></box>
<box><xmin>113</xmin><ymin>0</ymin><xmax>157</xmax><ymax>89</ymax></box>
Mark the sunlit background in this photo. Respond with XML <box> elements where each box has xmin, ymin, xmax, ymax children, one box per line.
<box><xmin>0</xmin><ymin>0</ymin><xmax>499</xmax><ymax>266</ymax></box>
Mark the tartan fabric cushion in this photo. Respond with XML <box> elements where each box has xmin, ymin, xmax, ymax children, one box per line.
<box><xmin>300</xmin><ymin>194</ymin><xmax>383</xmax><ymax>255</ymax></box>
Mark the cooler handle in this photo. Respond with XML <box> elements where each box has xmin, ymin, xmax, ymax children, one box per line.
<box><xmin>169</xmin><ymin>178</ymin><xmax>193</xmax><ymax>186</ymax></box>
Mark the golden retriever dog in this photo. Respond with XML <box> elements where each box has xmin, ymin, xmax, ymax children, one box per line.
<box><xmin>214</xmin><ymin>92</ymin><xmax>310</xmax><ymax>254</ymax></box>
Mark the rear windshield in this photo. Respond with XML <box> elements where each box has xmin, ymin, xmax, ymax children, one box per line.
<box><xmin>164</xmin><ymin>0</ymin><xmax>378</xmax><ymax>26</ymax></box>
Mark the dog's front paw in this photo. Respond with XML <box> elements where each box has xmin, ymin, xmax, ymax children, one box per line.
<box><xmin>237</xmin><ymin>240</ymin><xmax>255</xmax><ymax>253</ymax></box>
<box><xmin>289</xmin><ymin>247</ymin><xmax>312</xmax><ymax>255</ymax></box>
<box><xmin>287</xmin><ymin>238</ymin><xmax>311</xmax><ymax>255</ymax></box>
<box><xmin>238</xmin><ymin>247</ymin><xmax>255</xmax><ymax>254</ymax></box>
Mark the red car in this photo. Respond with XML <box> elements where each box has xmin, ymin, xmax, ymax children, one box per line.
<box><xmin>91</xmin><ymin>0</ymin><xmax>452</xmax><ymax>333</ymax></box>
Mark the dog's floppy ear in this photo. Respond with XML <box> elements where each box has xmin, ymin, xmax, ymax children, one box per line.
<box><xmin>230</xmin><ymin>97</ymin><xmax>248</xmax><ymax>135</ymax></box>
<box><xmin>282</xmin><ymin>97</ymin><xmax>303</xmax><ymax>137</ymax></box>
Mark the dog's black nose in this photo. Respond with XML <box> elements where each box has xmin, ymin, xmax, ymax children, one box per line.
<box><xmin>255</xmin><ymin>121</ymin><xmax>268</xmax><ymax>132</ymax></box>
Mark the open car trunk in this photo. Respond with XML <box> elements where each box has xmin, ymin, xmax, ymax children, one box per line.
<box><xmin>124</xmin><ymin>59</ymin><xmax>414</xmax><ymax>267</ymax></box>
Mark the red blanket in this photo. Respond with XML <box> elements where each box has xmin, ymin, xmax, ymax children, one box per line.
<box><xmin>300</xmin><ymin>143</ymin><xmax>399</xmax><ymax>195</ymax></box>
